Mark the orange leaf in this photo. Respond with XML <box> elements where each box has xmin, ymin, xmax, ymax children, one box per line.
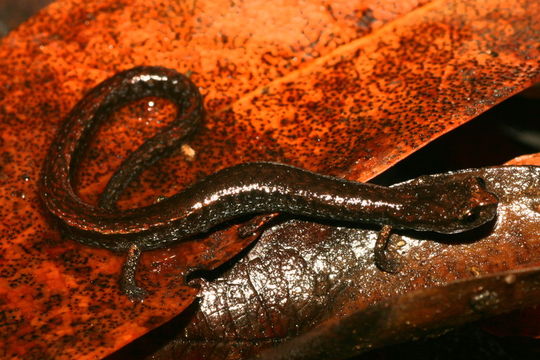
<box><xmin>0</xmin><ymin>0</ymin><xmax>538</xmax><ymax>359</ymax></box>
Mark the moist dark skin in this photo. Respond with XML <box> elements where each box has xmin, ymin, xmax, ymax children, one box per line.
<box><xmin>40</xmin><ymin>66</ymin><xmax>499</xmax><ymax>301</ymax></box>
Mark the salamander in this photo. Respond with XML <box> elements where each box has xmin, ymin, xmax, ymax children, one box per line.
<box><xmin>40</xmin><ymin>66</ymin><xmax>498</xmax><ymax>301</ymax></box>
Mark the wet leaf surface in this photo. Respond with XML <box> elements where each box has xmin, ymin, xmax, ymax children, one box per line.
<box><xmin>0</xmin><ymin>0</ymin><xmax>539</xmax><ymax>359</ymax></box>
<box><xmin>256</xmin><ymin>267</ymin><xmax>540</xmax><ymax>360</ymax></box>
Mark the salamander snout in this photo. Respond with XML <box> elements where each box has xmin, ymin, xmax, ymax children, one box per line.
<box><xmin>453</xmin><ymin>177</ymin><xmax>498</xmax><ymax>231</ymax></box>
<box><xmin>398</xmin><ymin>175</ymin><xmax>499</xmax><ymax>234</ymax></box>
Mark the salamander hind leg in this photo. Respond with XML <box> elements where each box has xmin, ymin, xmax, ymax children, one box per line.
<box><xmin>119</xmin><ymin>244</ymin><xmax>148</xmax><ymax>302</ymax></box>
<box><xmin>374</xmin><ymin>225</ymin><xmax>402</xmax><ymax>273</ymax></box>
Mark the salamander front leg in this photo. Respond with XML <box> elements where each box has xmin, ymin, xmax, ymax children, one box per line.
<box><xmin>119</xmin><ymin>244</ymin><xmax>148</xmax><ymax>302</ymax></box>
<box><xmin>374</xmin><ymin>225</ymin><xmax>402</xmax><ymax>273</ymax></box>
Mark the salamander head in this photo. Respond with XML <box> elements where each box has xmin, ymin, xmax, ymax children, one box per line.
<box><xmin>397</xmin><ymin>176</ymin><xmax>498</xmax><ymax>234</ymax></box>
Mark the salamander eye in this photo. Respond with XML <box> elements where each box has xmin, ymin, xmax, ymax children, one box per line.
<box><xmin>460</xmin><ymin>208</ymin><xmax>480</xmax><ymax>224</ymax></box>
<box><xmin>475</xmin><ymin>177</ymin><xmax>486</xmax><ymax>188</ymax></box>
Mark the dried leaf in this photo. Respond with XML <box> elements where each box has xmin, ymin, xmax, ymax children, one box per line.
<box><xmin>0</xmin><ymin>0</ymin><xmax>538</xmax><ymax>359</ymax></box>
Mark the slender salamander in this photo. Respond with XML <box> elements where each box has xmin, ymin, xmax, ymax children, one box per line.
<box><xmin>40</xmin><ymin>66</ymin><xmax>498</xmax><ymax>301</ymax></box>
